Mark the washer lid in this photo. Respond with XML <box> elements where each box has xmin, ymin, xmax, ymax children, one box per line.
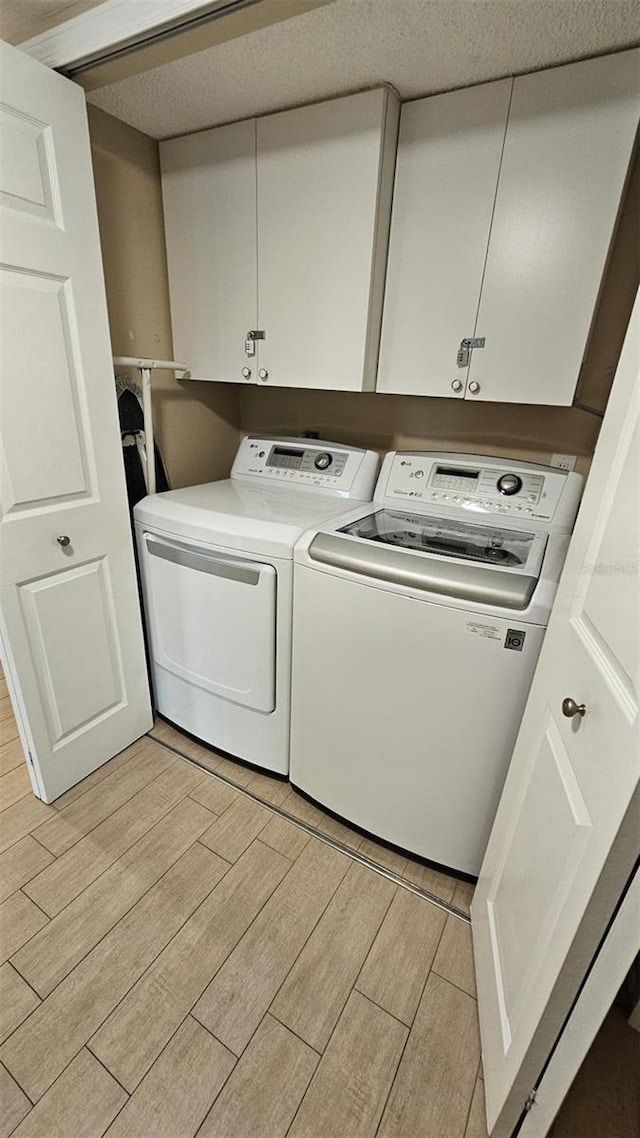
<box><xmin>338</xmin><ymin>509</ymin><xmax>538</xmax><ymax>568</ymax></box>
<box><xmin>309</xmin><ymin>508</ymin><xmax>548</xmax><ymax>609</ymax></box>
<box><xmin>133</xmin><ymin>479</ymin><xmax>364</xmax><ymax>559</ymax></box>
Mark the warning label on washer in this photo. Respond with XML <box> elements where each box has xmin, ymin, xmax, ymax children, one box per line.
<box><xmin>465</xmin><ymin>621</ymin><xmax>501</xmax><ymax>640</ymax></box>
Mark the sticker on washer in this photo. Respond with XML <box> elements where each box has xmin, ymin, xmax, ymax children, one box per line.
<box><xmin>504</xmin><ymin>628</ymin><xmax>527</xmax><ymax>651</ymax></box>
<box><xmin>465</xmin><ymin>621</ymin><xmax>501</xmax><ymax>640</ymax></box>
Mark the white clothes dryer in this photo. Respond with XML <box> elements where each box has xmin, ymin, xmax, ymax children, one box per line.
<box><xmin>134</xmin><ymin>436</ymin><xmax>379</xmax><ymax>774</ymax></box>
<box><xmin>289</xmin><ymin>451</ymin><xmax>583</xmax><ymax>874</ymax></box>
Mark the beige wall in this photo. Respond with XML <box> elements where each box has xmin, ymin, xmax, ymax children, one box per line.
<box><xmin>239</xmin><ymin>388</ymin><xmax>600</xmax><ymax>477</ymax></box>
<box><xmin>87</xmin><ymin>104</ymin><xmax>240</xmax><ymax>489</ymax></box>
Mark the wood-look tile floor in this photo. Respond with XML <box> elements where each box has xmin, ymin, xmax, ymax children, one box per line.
<box><xmin>149</xmin><ymin>718</ymin><xmax>476</xmax><ymax>917</ymax></box>
<box><xmin>0</xmin><ymin>684</ymin><xmax>486</xmax><ymax>1138</ymax></box>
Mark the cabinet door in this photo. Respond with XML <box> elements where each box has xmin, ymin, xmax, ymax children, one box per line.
<box><xmin>160</xmin><ymin>119</ymin><xmax>257</xmax><ymax>384</ymax></box>
<box><xmin>468</xmin><ymin>50</ymin><xmax>639</xmax><ymax>406</ymax></box>
<box><xmin>256</xmin><ymin>88</ymin><xmax>398</xmax><ymax>391</ymax></box>
<box><xmin>377</xmin><ymin>80</ymin><xmax>512</xmax><ymax>398</ymax></box>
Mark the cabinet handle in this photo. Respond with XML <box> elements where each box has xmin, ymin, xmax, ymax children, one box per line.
<box><xmin>57</xmin><ymin>535</ymin><xmax>71</xmax><ymax>547</ymax></box>
<box><xmin>258</xmin><ymin>368</ymin><xmax>269</xmax><ymax>381</ymax></box>
<box><xmin>242</xmin><ymin>367</ymin><xmax>252</xmax><ymax>379</ymax></box>
<box><xmin>451</xmin><ymin>379</ymin><xmax>463</xmax><ymax>393</ymax></box>
<box><xmin>468</xmin><ymin>381</ymin><xmax>481</xmax><ymax>394</ymax></box>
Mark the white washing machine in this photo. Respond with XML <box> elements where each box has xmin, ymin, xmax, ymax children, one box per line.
<box><xmin>289</xmin><ymin>451</ymin><xmax>583</xmax><ymax>874</ymax></box>
<box><xmin>134</xmin><ymin>436</ymin><xmax>379</xmax><ymax>774</ymax></box>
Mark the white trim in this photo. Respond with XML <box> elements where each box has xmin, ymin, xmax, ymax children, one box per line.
<box><xmin>19</xmin><ymin>0</ymin><xmax>238</xmax><ymax>69</ymax></box>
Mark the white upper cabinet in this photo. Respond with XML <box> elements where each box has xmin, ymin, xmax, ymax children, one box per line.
<box><xmin>161</xmin><ymin>118</ymin><xmax>257</xmax><ymax>384</ymax></box>
<box><xmin>379</xmin><ymin>49</ymin><xmax>639</xmax><ymax>405</ymax></box>
<box><xmin>378</xmin><ymin>80</ymin><xmax>512</xmax><ymax>399</ymax></box>
<box><xmin>161</xmin><ymin>88</ymin><xmax>398</xmax><ymax>390</ymax></box>
<box><xmin>256</xmin><ymin>88</ymin><xmax>398</xmax><ymax>390</ymax></box>
<box><xmin>468</xmin><ymin>50</ymin><xmax>640</xmax><ymax>404</ymax></box>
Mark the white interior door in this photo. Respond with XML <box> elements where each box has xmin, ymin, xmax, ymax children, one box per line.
<box><xmin>0</xmin><ymin>40</ymin><xmax>152</xmax><ymax>803</ymax></box>
<box><xmin>519</xmin><ymin>860</ymin><xmax>640</xmax><ymax>1138</ymax></box>
<box><xmin>472</xmin><ymin>288</ymin><xmax>640</xmax><ymax>1137</ymax></box>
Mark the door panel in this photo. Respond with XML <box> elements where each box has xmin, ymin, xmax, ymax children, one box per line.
<box><xmin>571</xmin><ymin>419</ymin><xmax>638</xmax><ymax>718</ymax></box>
<box><xmin>1</xmin><ymin>268</ymin><xmax>94</xmax><ymax>512</ymax></box>
<box><xmin>487</xmin><ymin>711</ymin><xmax>592</xmax><ymax>1052</ymax></box>
<box><xmin>19</xmin><ymin>558</ymin><xmax>125</xmax><ymax>742</ymax></box>
<box><xmin>472</xmin><ymin>290</ymin><xmax>639</xmax><ymax>1136</ymax></box>
<box><xmin>160</xmin><ymin>118</ymin><xmax>257</xmax><ymax>384</ymax></box>
<box><xmin>0</xmin><ymin>104</ymin><xmax>60</xmax><ymax>224</ymax></box>
<box><xmin>257</xmin><ymin>88</ymin><xmax>397</xmax><ymax>391</ymax></box>
<box><xmin>468</xmin><ymin>50</ymin><xmax>639</xmax><ymax>405</ymax></box>
<box><xmin>377</xmin><ymin>79</ymin><xmax>511</xmax><ymax>398</ymax></box>
<box><xmin>0</xmin><ymin>40</ymin><xmax>152</xmax><ymax>803</ymax></box>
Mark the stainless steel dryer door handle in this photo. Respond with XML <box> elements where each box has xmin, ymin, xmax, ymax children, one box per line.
<box><xmin>144</xmin><ymin>535</ymin><xmax>262</xmax><ymax>586</ymax></box>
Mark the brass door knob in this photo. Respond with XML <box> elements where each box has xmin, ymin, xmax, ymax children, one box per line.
<box><xmin>562</xmin><ymin>697</ymin><xmax>586</xmax><ymax>719</ymax></box>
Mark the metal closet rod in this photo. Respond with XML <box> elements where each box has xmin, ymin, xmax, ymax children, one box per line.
<box><xmin>113</xmin><ymin>356</ymin><xmax>188</xmax><ymax>495</ymax></box>
<box><xmin>113</xmin><ymin>356</ymin><xmax>187</xmax><ymax>370</ymax></box>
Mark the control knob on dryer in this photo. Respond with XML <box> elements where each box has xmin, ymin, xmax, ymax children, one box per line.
<box><xmin>314</xmin><ymin>452</ymin><xmax>333</xmax><ymax>470</ymax></box>
<box><xmin>497</xmin><ymin>473</ymin><xmax>523</xmax><ymax>496</ymax></box>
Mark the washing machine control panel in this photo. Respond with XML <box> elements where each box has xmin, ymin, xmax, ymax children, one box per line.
<box><xmin>382</xmin><ymin>453</ymin><xmax>571</xmax><ymax>522</ymax></box>
<box><xmin>266</xmin><ymin>445</ymin><xmax>348</xmax><ymax>477</ymax></box>
<box><xmin>231</xmin><ymin>437</ymin><xmax>381</xmax><ymax>499</ymax></box>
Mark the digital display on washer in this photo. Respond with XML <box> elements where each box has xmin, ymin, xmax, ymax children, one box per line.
<box><xmin>431</xmin><ymin>466</ymin><xmax>480</xmax><ymax>491</ymax></box>
<box><xmin>436</xmin><ymin>467</ymin><xmax>479</xmax><ymax>480</ymax></box>
<box><xmin>268</xmin><ymin>446</ymin><xmax>304</xmax><ymax>469</ymax></box>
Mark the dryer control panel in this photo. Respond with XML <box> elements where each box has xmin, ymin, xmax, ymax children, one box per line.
<box><xmin>378</xmin><ymin>452</ymin><xmax>582</xmax><ymax>532</ymax></box>
<box><xmin>231</xmin><ymin>436</ymin><xmax>380</xmax><ymax>499</ymax></box>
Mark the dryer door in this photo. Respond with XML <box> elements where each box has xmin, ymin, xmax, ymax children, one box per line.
<box><xmin>141</xmin><ymin>532</ymin><xmax>276</xmax><ymax>712</ymax></box>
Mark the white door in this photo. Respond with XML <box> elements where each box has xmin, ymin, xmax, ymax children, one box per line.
<box><xmin>467</xmin><ymin>49</ymin><xmax>639</xmax><ymax>406</ymax></box>
<box><xmin>519</xmin><ymin>860</ymin><xmax>640</xmax><ymax>1138</ymax></box>
<box><xmin>160</xmin><ymin>118</ymin><xmax>258</xmax><ymax>385</ymax></box>
<box><xmin>472</xmin><ymin>288</ymin><xmax>639</xmax><ymax>1137</ymax></box>
<box><xmin>256</xmin><ymin>88</ymin><xmax>398</xmax><ymax>391</ymax></box>
<box><xmin>377</xmin><ymin>79</ymin><xmax>511</xmax><ymax>399</ymax></box>
<box><xmin>0</xmin><ymin>40</ymin><xmax>152</xmax><ymax>803</ymax></box>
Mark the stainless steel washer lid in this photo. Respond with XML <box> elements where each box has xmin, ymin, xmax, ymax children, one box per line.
<box><xmin>338</xmin><ymin>509</ymin><xmax>537</xmax><ymax>566</ymax></box>
<box><xmin>308</xmin><ymin>509</ymin><xmax>548</xmax><ymax>609</ymax></box>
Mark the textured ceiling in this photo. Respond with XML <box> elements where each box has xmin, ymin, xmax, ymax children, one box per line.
<box><xmin>88</xmin><ymin>0</ymin><xmax>640</xmax><ymax>140</ymax></box>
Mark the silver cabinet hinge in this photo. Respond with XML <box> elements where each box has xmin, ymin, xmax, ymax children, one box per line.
<box><xmin>524</xmin><ymin>1089</ymin><xmax>538</xmax><ymax>1113</ymax></box>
